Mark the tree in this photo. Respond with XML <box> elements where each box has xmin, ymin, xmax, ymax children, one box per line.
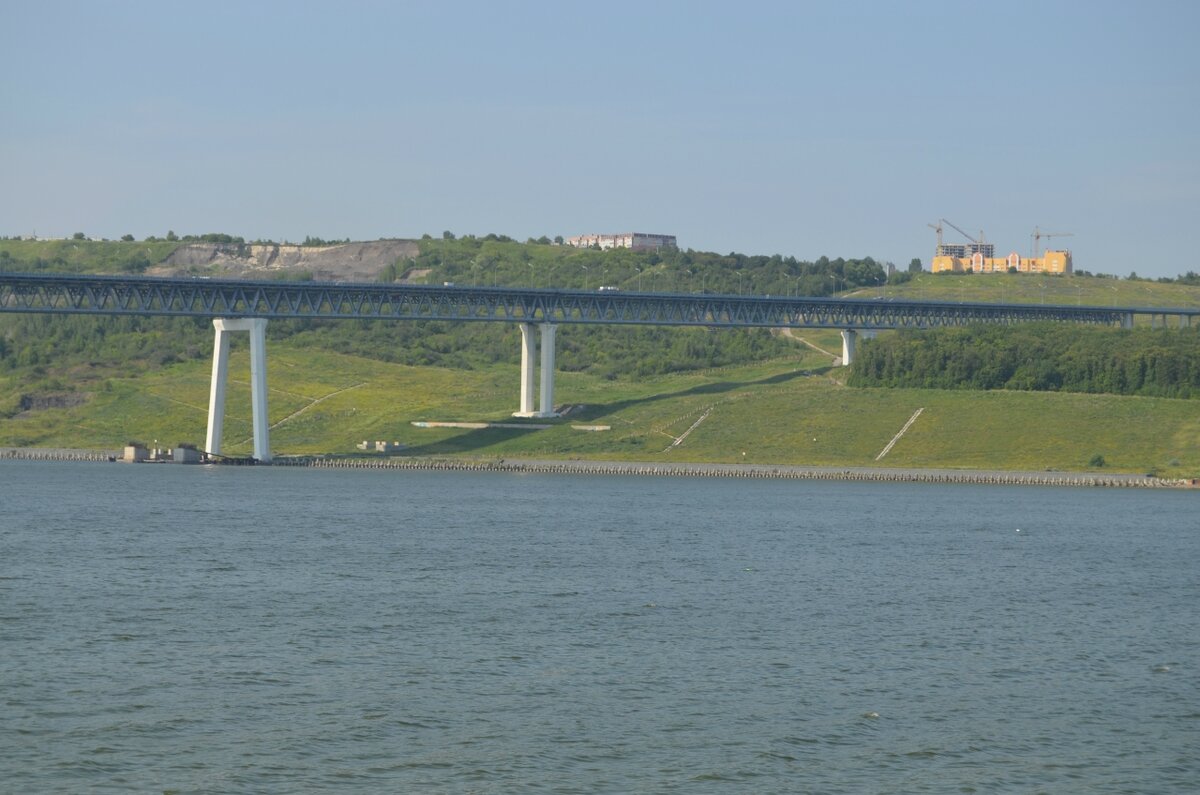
<box><xmin>554</xmin><ymin>235</ymin><xmax>564</xmax><ymax>245</ymax></box>
<box><xmin>121</xmin><ymin>234</ymin><xmax>135</xmax><ymax>242</ymax></box>
<box><xmin>166</xmin><ymin>230</ymin><xmax>179</xmax><ymax>241</ymax></box>
<box><xmin>123</xmin><ymin>253</ymin><xmax>151</xmax><ymax>273</ymax></box>
<box><xmin>378</xmin><ymin>260</ymin><xmax>401</xmax><ymax>282</ymax></box>
<box><xmin>72</xmin><ymin>232</ymin><xmax>86</xmax><ymax>240</ymax></box>
<box><xmin>442</xmin><ymin>230</ymin><xmax>455</xmax><ymax>240</ymax></box>
<box><xmin>908</xmin><ymin>258</ymin><xmax>923</xmax><ymax>273</ymax></box>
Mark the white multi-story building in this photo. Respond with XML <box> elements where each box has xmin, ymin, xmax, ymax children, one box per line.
<box><xmin>566</xmin><ymin>232</ymin><xmax>677</xmax><ymax>251</ymax></box>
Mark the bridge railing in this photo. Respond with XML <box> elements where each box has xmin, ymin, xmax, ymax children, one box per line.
<box><xmin>0</xmin><ymin>271</ymin><xmax>1175</xmax><ymax>330</ymax></box>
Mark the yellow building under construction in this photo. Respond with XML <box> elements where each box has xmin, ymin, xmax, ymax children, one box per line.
<box><xmin>931</xmin><ymin>248</ymin><xmax>1072</xmax><ymax>274</ymax></box>
<box><xmin>928</xmin><ymin>221</ymin><xmax>1073</xmax><ymax>274</ymax></box>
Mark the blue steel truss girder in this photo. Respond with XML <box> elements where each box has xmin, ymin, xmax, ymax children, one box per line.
<box><xmin>0</xmin><ymin>271</ymin><xmax>1188</xmax><ymax>330</ymax></box>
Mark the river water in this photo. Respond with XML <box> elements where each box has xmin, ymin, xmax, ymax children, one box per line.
<box><xmin>1</xmin><ymin>461</ymin><xmax>1197</xmax><ymax>793</ymax></box>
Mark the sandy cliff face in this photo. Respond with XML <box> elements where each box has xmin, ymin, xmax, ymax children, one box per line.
<box><xmin>154</xmin><ymin>239</ymin><xmax>421</xmax><ymax>281</ymax></box>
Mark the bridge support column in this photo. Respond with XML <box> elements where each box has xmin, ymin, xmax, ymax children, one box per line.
<box><xmin>1121</xmin><ymin>313</ymin><xmax>1134</xmax><ymax>330</ymax></box>
<box><xmin>205</xmin><ymin>318</ymin><xmax>271</xmax><ymax>462</ymax></box>
<box><xmin>539</xmin><ymin>323</ymin><xmax>557</xmax><ymax>416</ymax></box>
<box><xmin>840</xmin><ymin>329</ymin><xmax>857</xmax><ymax>367</ymax></box>
<box><xmin>516</xmin><ymin>323</ymin><xmax>537</xmax><ymax>416</ymax></box>
<box><xmin>1182</xmin><ymin>315</ymin><xmax>1191</xmax><ymax>329</ymax></box>
<box><xmin>514</xmin><ymin>322</ymin><xmax>558</xmax><ymax>418</ymax></box>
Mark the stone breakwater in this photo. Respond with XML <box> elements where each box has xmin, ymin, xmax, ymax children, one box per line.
<box><xmin>275</xmin><ymin>456</ymin><xmax>1193</xmax><ymax>489</ymax></box>
<box><xmin>1</xmin><ymin>447</ymin><xmax>117</xmax><ymax>462</ymax></box>
<box><xmin>3</xmin><ymin>448</ymin><xmax>1193</xmax><ymax>488</ymax></box>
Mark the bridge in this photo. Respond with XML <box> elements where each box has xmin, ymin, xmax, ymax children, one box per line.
<box><xmin>3</xmin><ymin>271</ymin><xmax>1196</xmax><ymax>462</ymax></box>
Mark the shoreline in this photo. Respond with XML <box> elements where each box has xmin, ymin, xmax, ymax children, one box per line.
<box><xmin>3</xmin><ymin>447</ymin><xmax>1195</xmax><ymax>489</ymax></box>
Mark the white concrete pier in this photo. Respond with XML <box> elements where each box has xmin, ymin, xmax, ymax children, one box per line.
<box><xmin>516</xmin><ymin>323</ymin><xmax>537</xmax><ymax>416</ymax></box>
<box><xmin>514</xmin><ymin>322</ymin><xmax>558</xmax><ymax>418</ymax></box>
<box><xmin>539</xmin><ymin>323</ymin><xmax>557</xmax><ymax>416</ymax></box>
<box><xmin>205</xmin><ymin>318</ymin><xmax>271</xmax><ymax>462</ymax></box>
<box><xmin>840</xmin><ymin>329</ymin><xmax>857</xmax><ymax>367</ymax></box>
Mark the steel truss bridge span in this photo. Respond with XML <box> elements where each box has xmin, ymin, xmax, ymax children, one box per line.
<box><xmin>4</xmin><ymin>271</ymin><xmax>1195</xmax><ymax>464</ymax></box>
<box><xmin>0</xmin><ymin>272</ymin><xmax>1164</xmax><ymax>329</ymax></box>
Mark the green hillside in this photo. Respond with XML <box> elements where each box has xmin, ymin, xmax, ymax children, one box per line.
<box><xmin>3</xmin><ymin>337</ymin><xmax>1198</xmax><ymax>477</ymax></box>
<box><xmin>0</xmin><ymin>238</ymin><xmax>181</xmax><ymax>274</ymax></box>
<box><xmin>3</xmin><ymin>237</ymin><xmax>1200</xmax><ymax>477</ymax></box>
<box><xmin>847</xmin><ymin>270</ymin><xmax>1200</xmax><ymax>311</ymax></box>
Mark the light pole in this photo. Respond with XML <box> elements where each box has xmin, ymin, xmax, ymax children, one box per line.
<box><xmin>527</xmin><ymin>260</ymin><xmax>536</xmax><ymax>288</ymax></box>
<box><xmin>580</xmin><ymin>264</ymin><xmax>589</xmax><ymax>290</ymax></box>
<box><xmin>737</xmin><ymin>272</ymin><xmax>744</xmax><ymax>294</ymax></box>
<box><xmin>635</xmin><ymin>266</ymin><xmax>643</xmax><ymax>291</ymax></box>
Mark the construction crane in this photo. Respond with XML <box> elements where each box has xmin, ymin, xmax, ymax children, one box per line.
<box><xmin>927</xmin><ymin>220</ymin><xmax>943</xmax><ymax>248</ymax></box>
<box><xmin>942</xmin><ymin>218</ymin><xmax>982</xmax><ymax>245</ymax></box>
<box><xmin>926</xmin><ymin>219</ymin><xmax>984</xmax><ymax>244</ymax></box>
<box><xmin>929</xmin><ymin>219</ymin><xmax>986</xmax><ymax>254</ymax></box>
<box><xmin>1031</xmin><ymin>226</ymin><xmax>1074</xmax><ymax>258</ymax></box>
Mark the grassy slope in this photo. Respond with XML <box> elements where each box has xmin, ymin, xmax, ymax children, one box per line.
<box><xmin>3</xmin><ymin>330</ymin><xmax>1198</xmax><ymax>477</ymax></box>
<box><xmin>0</xmin><ymin>239</ymin><xmax>180</xmax><ymax>272</ymax></box>
<box><xmin>848</xmin><ymin>272</ymin><xmax>1200</xmax><ymax>312</ymax></box>
<box><xmin>3</xmin><ymin>242</ymin><xmax>1200</xmax><ymax>476</ymax></box>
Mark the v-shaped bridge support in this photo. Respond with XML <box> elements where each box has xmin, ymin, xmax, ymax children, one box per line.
<box><xmin>205</xmin><ymin>318</ymin><xmax>271</xmax><ymax>462</ymax></box>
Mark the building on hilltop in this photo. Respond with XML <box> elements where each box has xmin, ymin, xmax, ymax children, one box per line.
<box><xmin>566</xmin><ymin>232</ymin><xmax>677</xmax><ymax>252</ymax></box>
<box><xmin>927</xmin><ymin>220</ymin><xmax>1072</xmax><ymax>274</ymax></box>
<box><xmin>931</xmin><ymin>247</ymin><xmax>1072</xmax><ymax>275</ymax></box>
<box><xmin>936</xmin><ymin>241</ymin><xmax>995</xmax><ymax>259</ymax></box>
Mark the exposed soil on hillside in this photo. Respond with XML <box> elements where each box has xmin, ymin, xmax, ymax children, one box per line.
<box><xmin>152</xmin><ymin>239</ymin><xmax>421</xmax><ymax>282</ymax></box>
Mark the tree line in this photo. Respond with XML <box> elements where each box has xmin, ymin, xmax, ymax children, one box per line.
<box><xmin>0</xmin><ymin>236</ymin><xmax>889</xmax><ymax>408</ymax></box>
<box><xmin>389</xmin><ymin>236</ymin><xmax>890</xmax><ymax>297</ymax></box>
<box><xmin>0</xmin><ymin>310</ymin><xmax>798</xmax><ymax>417</ymax></box>
<box><xmin>848</xmin><ymin>323</ymin><xmax>1200</xmax><ymax>399</ymax></box>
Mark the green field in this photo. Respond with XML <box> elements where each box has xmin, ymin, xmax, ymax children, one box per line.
<box><xmin>3</xmin><ymin>328</ymin><xmax>1198</xmax><ymax>477</ymax></box>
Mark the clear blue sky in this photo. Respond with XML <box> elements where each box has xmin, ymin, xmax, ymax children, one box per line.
<box><xmin>3</xmin><ymin>1</ymin><xmax>1197</xmax><ymax>277</ymax></box>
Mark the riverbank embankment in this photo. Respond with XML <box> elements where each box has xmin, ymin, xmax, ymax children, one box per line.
<box><xmin>277</xmin><ymin>455</ymin><xmax>1194</xmax><ymax>488</ymax></box>
<box><xmin>3</xmin><ymin>448</ymin><xmax>1195</xmax><ymax>488</ymax></box>
<box><xmin>1</xmin><ymin>447</ymin><xmax>118</xmax><ymax>462</ymax></box>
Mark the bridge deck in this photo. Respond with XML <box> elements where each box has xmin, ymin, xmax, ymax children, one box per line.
<box><xmin>1</xmin><ymin>272</ymin><xmax>1190</xmax><ymax>329</ymax></box>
